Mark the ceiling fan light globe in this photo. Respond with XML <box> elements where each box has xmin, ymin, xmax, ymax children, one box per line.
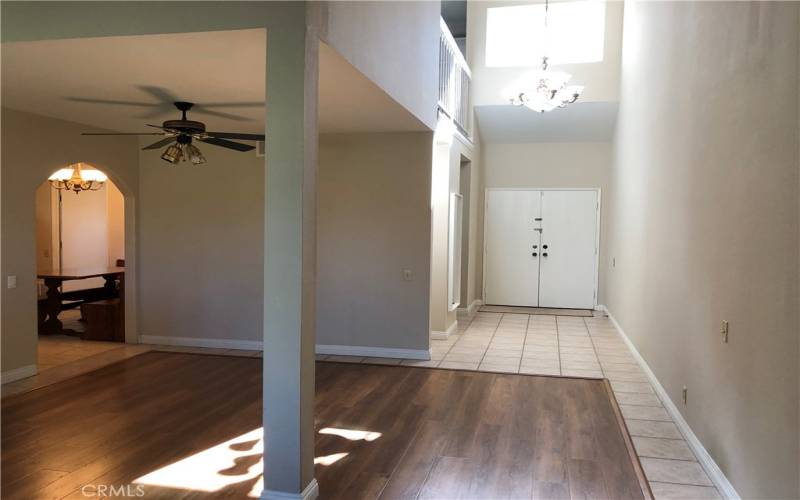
<box><xmin>161</xmin><ymin>144</ymin><xmax>182</xmax><ymax>164</ymax></box>
<box><xmin>185</xmin><ymin>144</ymin><xmax>206</xmax><ymax>165</ymax></box>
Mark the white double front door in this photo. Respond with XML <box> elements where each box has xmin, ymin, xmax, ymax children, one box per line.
<box><xmin>485</xmin><ymin>189</ymin><xmax>598</xmax><ymax>309</ymax></box>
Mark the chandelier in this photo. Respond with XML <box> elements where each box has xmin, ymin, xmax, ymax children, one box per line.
<box><xmin>507</xmin><ymin>0</ymin><xmax>584</xmax><ymax>113</ymax></box>
<box><xmin>48</xmin><ymin>163</ymin><xmax>107</xmax><ymax>194</ymax></box>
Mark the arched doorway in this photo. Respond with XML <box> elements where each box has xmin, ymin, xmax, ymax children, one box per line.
<box><xmin>35</xmin><ymin>163</ymin><xmax>131</xmax><ymax>370</ymax></box>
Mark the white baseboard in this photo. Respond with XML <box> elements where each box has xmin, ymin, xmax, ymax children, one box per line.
<box><xmin>602</xmin><ymin>306</ymin><xmax>741</xmax><ymax>500</ymax></box>
<box><xmin>261</xmin><ymin>478</ymin><xmax>318</xmax><ymax>500</ymax></box>
<box><xmin>431</xmin><ymin>320</ymin><xmax>458</xmax><ymax>340</ymax></box>
<box><xmin>139</xmin><ymin>335</ymin><xmax>263</xmax><ymax>351</ymax></box>
<box><xmin>316</xmin><ymin>344</ymin><xmax>430</xmax><ymax>360</ymax></box>
<box><xmin>456</xmin><ymin>299</ymin><xmax>483</xmax><ymax>319</ymax></box>
<box><xmin>1</xmin><ymin>364</ymin><xmax>38</xmax><ymax>384</ymax></box>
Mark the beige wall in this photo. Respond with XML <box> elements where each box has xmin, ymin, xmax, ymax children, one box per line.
<box><xmin>107</xmin><ymin>181</ymin><xmax>125</xmax><ymax>266</ymax></box>
<box><xmin>467</xmin><ymin>0</ymin><xmax>624</xmax><ymax>106</ymax></box>
<box><xmin>34</xmin><ymin>183</ymin><xmax>53</xmax><ymax>273</ymax></box>
<box><xmin>483</xmin><ymin>142</ymin><xmax>612</xmax><ymax>303</ymax></box>
<box><xmin>1</xmin><ymin>108</ymin><xmax>139</xmax><ymax>374</ymax></box>
<box><xmin>321</xmin><ymin>1</ymin><xmax>440</xmax><ymax>130</ymax></box>
<box><xmin>607</xmin><ymin>2</ymin><xmax>799</xmax><ymax>498</ymax></box>
<box><xmin>317</xmin><ymin>132</ymin><xmax>432</xmax><ymax>352</ymax></box>
<box><xmin>138</xmin><ymin>141</ymin><xmax>265</xmax><ymax>343</ymax></box>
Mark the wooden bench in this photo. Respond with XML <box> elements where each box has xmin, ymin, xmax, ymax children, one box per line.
<box><xmin>80</xmin><ymin>299</ymin><xmax>123</xmax><ymax>342</ymax></box>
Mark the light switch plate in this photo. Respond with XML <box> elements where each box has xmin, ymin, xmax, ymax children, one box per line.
<box><xmin>7</xmin><ymin>275</ymin><xmax>17</xmax><ymax>289</ymax></box>
<box><xmin>402</xmin><ymin>269</ymin><xmax>413</xmax><ymax>281</ymax></box>
<box><xmin>721</xmin><ymin>320</ymin><xmax>729</xmax><ymax>343</ymax></box>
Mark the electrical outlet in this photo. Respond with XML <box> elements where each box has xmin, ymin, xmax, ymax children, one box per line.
<box><xmin>721</xmin><ymin>320</ymin><xmax>729</xmax><ymax>343</ymax></box>
<box><xmin>402</xmin><ymin>269</ymin><xmax>413</xmax><ymax>282</ymax></box>
<box><xmin>612</xmin><ymin>257</ymin><xmax>616</xmax><ymax>268</ymax></box>
<box><xmin>682</xmin><ymin>386</ymin><xmax>688</xmax><ymax>406</ymax></box>
<box><xmin>6</xmin><ymin>275</ymin><xmax>17</xmax><ymax>289</ymax></box>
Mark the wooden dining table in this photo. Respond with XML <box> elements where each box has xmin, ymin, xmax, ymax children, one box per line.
<box><xmin>37</xmin><ymin>267</ymin><xmax>124</xmax><ymax>336</ymax></box>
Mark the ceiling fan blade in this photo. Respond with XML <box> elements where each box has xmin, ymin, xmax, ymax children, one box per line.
<box><xmin>199</xmin><ymin>101</ymin><xmax>264</xmax><ymax>109</ymax></box>
<box><xmin>66</xmin><ymin>97</ymin><xmax>160</xmax><ymax>107</ymax></box>
<box><xmin>142</xmin><ymin>137</ymin><xmax>176</xmax><ymax>150</ymax></box>
<box><xmin>199</xmin><ymin>137</ymin><xmax>255</xmax><ymax>152</ymax></box>
<box><xmin>136</xmin><ymin>85</ymin><xmax>180</xmax><ymax>104</ymax></box>
<box><xmin>82</xmin><ymin>132</ymin><xmax>166</xmax><ymax>136</ymax></box>
<box><xmin>205</xmin><ymin>132</ymin><xmax>265</xmax><ymax>141</ymax></box>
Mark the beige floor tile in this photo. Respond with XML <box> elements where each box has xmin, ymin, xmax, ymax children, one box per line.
<box><xmin>614</xmin><ymin>392</ymin><xmax>662</xmax><ymax>407</ymax></box>
<box><xmin>443</xmin><ymin>352</ymin><xmax>484</xmax><ymax>363</ymax></box>
<box><xmin>561</xmin><ymin>369</ymin><xmax>603</xmax><ymax>379</ymax></box>
<box><xmin>477</xmin><ymin>363</ymin><xmax>520</xmax><ymax>374</ymax></box>
<box><xmin>633</xmin><ymin>437</ymin><xmax>695</xmax><ymax>461</ymax></box>
<box><xmin>519</xmin><ymin>365</ymin><xmax>561</xmax><ymax>376</ymax></box>
<box><xmin>611</xmin><ymin>380</ymin><xmax>655</xmax><ymax>394</ymax></box>
<box><xmin>649</xmin><ymin>482</ymin><xmax>721</xmax><ymax>500</ymax></box>
<box><xmin>438</xmin><ymin>360</ymin><xmax>480</xmax><ymax>370</ymax></box>
<box><xmin>640</xmin><ymin>458</ymin><xmax>713</xmax><ymax>487</ymax></box>
<box><xmin>626</xmin><ymin>419</ymin><xmax>683</xmax><ymax>439</ymax></box>
<box><xmin>621</xmin><ymin>404</ymin><xmax>672</xmax><ymax>422</ymax></box>
<box><xmin>604</xmin><ymin>370</ymin><xmax>648</xmax><ymax>382</ymax></box>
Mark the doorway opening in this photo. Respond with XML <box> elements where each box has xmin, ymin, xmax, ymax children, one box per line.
<box><xmin>35</xmin><ymin>164</ymin><xmax>127</xmax><ymax>372</ymax></box>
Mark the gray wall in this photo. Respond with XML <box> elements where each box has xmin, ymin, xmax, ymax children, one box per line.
<box><xmin>317</xmin><ymin>132</ymin><xmax>432</xmax><ymax>351</ymax></box>
<box><xmin>0</xmin><ymin>108</ymin><xmax>140</xmax><ymax>373</ymax></box>
<box><xmin>138</xmin><ymin>143</ymin><xmax>264</xmax><ymax>343</ymax></box>
<box><xmin>483</xmin><ymin>142</ymin><xmax>612</xmax><ymax>303</ymax></box>
<box><xmin>607</xmin><ymin>2</ymin><xmax>799</xmax><ymax>498</ymax></box>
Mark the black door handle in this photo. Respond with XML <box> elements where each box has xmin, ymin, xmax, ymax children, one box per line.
<box><xmin>543</xmin><ymin>244</ymin><xmax>549</xmax><ymax>249</ymax></box>
<box><xmin>533</xmin><ymin>245</ymin><xmax>538</xmax><ymax>249</ymax></box>
<box><xmin>542</xmin><ymin>252</ymin><xmax>548</xmax><ymax>257</ymax></box>
<box><xmin>532</xmin><ymin>252</ymin><xmax>538</xmax><ymax>257</ymax></box>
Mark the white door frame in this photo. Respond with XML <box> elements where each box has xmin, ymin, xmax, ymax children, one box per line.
<box><xmin>482</xmin><ymin>187</ymin><xmax>601</xmax><ymax>309</ymax></box>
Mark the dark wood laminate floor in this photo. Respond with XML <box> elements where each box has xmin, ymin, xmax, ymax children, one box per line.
<box><xmin>1</xmin><ymin>352</ymin><xmax>648</xmax><ymax>500</ymax></box>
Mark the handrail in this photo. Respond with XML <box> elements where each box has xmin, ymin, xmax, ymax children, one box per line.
<box><xmin>438</xmin><ymin>17</ymin><xmax>471</xmax><ymax>135</ymax></box>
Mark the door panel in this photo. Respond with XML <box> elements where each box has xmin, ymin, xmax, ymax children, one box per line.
<box><xmin>538</xmin><ymin>190</ymin><xmax>598</xmax><ymax>309</ymax></box>
<box><xmin>485</xmin><ymin>190</ymin><xmax>541</xmax><ymax>306</ymax></box>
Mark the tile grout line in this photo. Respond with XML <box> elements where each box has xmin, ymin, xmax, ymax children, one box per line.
<box><xmin>476</xmin><ymin>313</ymin><xmax>503</xmax><ymax>369</ymax></box>
<box><xmin>583</xmin><ymin>316</ymin><xmax>606</xmax><ymax>378</ymax></box>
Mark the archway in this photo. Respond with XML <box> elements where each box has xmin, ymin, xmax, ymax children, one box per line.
<box><xmin>34</xmin><ymin>163</ymin><xmax>137</xmax><ymax>371</ymax></box>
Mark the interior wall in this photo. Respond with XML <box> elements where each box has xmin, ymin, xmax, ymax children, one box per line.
<box><xmin>137</xmin><ymin>141</ymin><xmax>264</xmax><ymax>343</ymax></box>
<box><xmin>107</xmin><ymin>181</ymin><xmax>125</xmax><ymax>266</ymax></box>
<box><xmin>430</xmin><ymin>131</ymin><xmax>480</xmax><ymax>333</ymax></box>
<box><xmin>320</xmin><ymin>1</ymin><xmax>440</xmax><ymax>130</ymax></box>
<box><xmin>0</xmin><ymin>107</ymin><xmax>139</xmax><ymax>374</ymax></box>
<box><xmin>317</xmin><ymin>132</ymin><xmax>432</xmax><ymax>352</ymax></box>
<box><xmin>59</xmin><ymin>180</ymin><xmax>109</xmax><ymax>291</ymax></box>
<box><xmin>483</xmin><ymin>142</ymin><xmax>611</xmax><ymax>303</ymax></box>
<box><xmin>607</xmin><ymin>2</ymin><xmax>799</xmax><ymax>498</ymax></box>
<box><xmin>34</xmin><ymin>183</ymin><xmax>52</xmax><ymax>273</ymax></box>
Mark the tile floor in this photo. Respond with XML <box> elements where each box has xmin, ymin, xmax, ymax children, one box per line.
<box><xmin>317</xmin><ymin>311</ymin><xmax>724</xmax><ymax>500</ymax></box>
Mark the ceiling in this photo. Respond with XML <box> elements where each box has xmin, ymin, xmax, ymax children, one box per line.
<box><xmin>1</xmin><ymin>28</ymin><xmax>425</xmax><ymax>135</ymax></box>
<box><xmin>475</xmin><ymin>102</ymin><xmax>618</xmax><ymax>143</ymax></box>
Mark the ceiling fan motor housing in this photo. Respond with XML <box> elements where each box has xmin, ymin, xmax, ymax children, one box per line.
<box><xmin>163</xmin><ymin>119</ymin><xmax>205</xmax><ymax>135</ymax></box>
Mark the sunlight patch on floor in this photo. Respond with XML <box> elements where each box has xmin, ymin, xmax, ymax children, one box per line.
<box><xmin>319</xmin><ymin>427</ymin><xmax>382</xmax><ymax>442</ymax></box>
<box><xmin>134</xmin><ymin>428</ymin><xmax>263</xmax><ymax>495</ymax></box>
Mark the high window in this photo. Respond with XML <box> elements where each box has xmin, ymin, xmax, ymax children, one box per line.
<box><xmin>486</xmin><ymin>1</ymin><xmax>606</xmax><ymax>67</ymax></box>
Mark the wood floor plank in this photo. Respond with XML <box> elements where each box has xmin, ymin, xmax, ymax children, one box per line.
<box><xmin>2</xmin><ymin>353</ymin><xmax>646</xmax><ymax>500</ymax></box>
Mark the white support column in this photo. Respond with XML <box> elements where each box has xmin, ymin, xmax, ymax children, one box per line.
<box><xmin>261</xmin><ymin>7</ymin><xmax>319</xmax><ymax>500</ymax></box>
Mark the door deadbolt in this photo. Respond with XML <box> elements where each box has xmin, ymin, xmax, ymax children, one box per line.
<box><xmin>542</xmin><ymin>252</ymin><xmax>548</xmax><ymax>257</ymax></box>
<box><xmin>532</xmin><ymin>252</ymin><xmax>538</xmax><ymax>257</ymax></box>
<box><xmin>543</xmin><ymin>244</ymin><xmax>548</xmax><ymax>249</ymax></box>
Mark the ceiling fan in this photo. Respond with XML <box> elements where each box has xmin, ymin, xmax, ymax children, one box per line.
<box><xmin>81</xmin><ymin>101</ymin><xmax>264</xmax><ymax>165</ymax></box>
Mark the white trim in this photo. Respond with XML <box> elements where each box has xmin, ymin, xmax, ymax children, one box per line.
<box><xmin>601</xmin><ymin>306</ymin><xmax>741</xmax><ymax>500</ymax></box>
<box><xmin>431</xmin><ymin>320</ymin><xmax>458</xmax><ymax>340</ymax></box>
<box><xmin>316</xmin><ymin>345</ymin><xmax>431</xmax><ymax>361</ymax></box>
<box><xmin>261</xmin><ymin>478</ymin><xmax>319</xmax><ymax>500</ymax></box>
<box><xmin>1</xmin><ymin>364</ymin><xmax>38</xmax><ymax>384</ymax></box>
<box><xmin>456</xmin><ymin>299</ymin><xmax>483</xmax><ymax>318</ymax></box>
<box><xmin>482</xmin><ymin>188</ymin><xmax>601</xmax><ymax>309</ymax></box>
<box><xmin>139</xmin><ymin>335</ymin><xmax>262</xmax><ymax>351</ymax></box>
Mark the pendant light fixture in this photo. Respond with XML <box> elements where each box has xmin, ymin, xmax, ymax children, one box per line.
<box><xmin>507</xmin><ymin>0</ymin><xmax>585</xmax><ymax>113</ymax></box>
<box><xmin>48</xmin><ymin>163</ymin><xmax>107</xmax><ymax>194</ymax></box>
